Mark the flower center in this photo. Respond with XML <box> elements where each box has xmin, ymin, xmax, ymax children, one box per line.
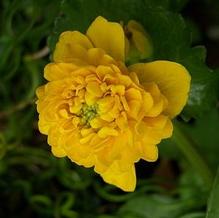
<box><xmin>80</xmin><ymin>104</ymin><xmax>98</xmax><ymax>126</ymax></box>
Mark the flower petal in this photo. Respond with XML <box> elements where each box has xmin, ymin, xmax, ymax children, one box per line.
<box><xmin>126</xmin><ymin>20</ymin><xmax>153</xmax><ymax>59</ymax></box>
<box><xmin>86</xmin><ymin>16</ymin><xmax>125</xmax><ymax>61</ymax></box>
<box><xmin>101</xmin><ymin>162</ymin><xmax>136</xmax><ymax>192</ymax></box>
<box><xmin>51</xmin><ymin>146</ymin><xmax>66</xmax><ymax>158</ymax></box>
<box><xmin>129</xmin><ymin>61</ymin><xmax>191</xmax><ymax>118</ymax></box>
<box><xmin>53</xmin><ymin>31</ymin><xmax>93</xmax><ymax>63</ymax></box>
<box><xmin>44</xmin><ymin>63</ymin><xmax>79</xmax><ymax>81</ymax></box>
<box><xmin>141</xmin><ymin>144</ymin><xmax>158</xmax><ymax>162</ymax></box>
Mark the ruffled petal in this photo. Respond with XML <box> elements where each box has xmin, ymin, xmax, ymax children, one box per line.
<box><xmin>141</xmin><ymin>144</ymin><xmax>158</xmax><ymax>162</ymax></box>
<box><xmin>36</xmin><ymin>85</ymin><xmax>45</xmax><ymax>98</ymax></box>
<box><xmin>53</xmin><ymin>31</ymin><xmax>93</xmax><ymax>63</ymax></box>
<box><xmin>86</xmin><ymin>16</ymin><xmax>125</xmax><ymax>61</ymax></box>
<box><xmin>51</xmin><ymin>146</ymin><xmax>66</xmax><ymax>158</ymax></box>
<box><xmin>44</xmin><ymin>63</ymin><xmax>79</xmax><ymax>81</ymax></box>
<box><xmin>101</xmin><ymin>162</ymin><xmax>136</xmax><ymax>192</ymax></box>
<box><xmin>129</xmin><ymin>61</ymin><xmax>191</xmax><ymax>118</ymax></box>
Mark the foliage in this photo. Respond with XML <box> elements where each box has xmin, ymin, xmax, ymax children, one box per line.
<box><xmin>0</xmin><ymin>0</ymin><xmax>219</xmax><ymax>217</ymax></box>
<box><xmin>206</xmin><ymin>168</ymin><xmax>219</xmax><ymax>218</ymax></box>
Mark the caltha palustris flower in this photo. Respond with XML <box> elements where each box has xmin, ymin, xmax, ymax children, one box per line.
<box><xmin>36</xmin><ymin>16</ymin><xmax>191</xmax><ymax>191</ymax></box>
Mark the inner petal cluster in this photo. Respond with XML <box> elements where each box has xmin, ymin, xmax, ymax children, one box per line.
<box><xmin>36</xmin><ymin>62</ymin><xmax>173</xmax><ymax>191</ymax></box>
<box><xmin>37</xmin><ymin>62</ymin><xmax>171</xmax><ymax>166</ymax></box>
<box><xmin>56</xmin><ymin>64</ymin><xmax>149</xmax><ymax>137</ymax></box>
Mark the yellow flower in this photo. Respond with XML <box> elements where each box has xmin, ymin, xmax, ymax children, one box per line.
<box><xmin>36</xmin><ymin>16</ymin><xmax>191</xmax><ymax>191</ymax></box>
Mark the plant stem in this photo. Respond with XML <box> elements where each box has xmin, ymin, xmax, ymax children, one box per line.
<box><xmin>172</xmin><ymin>121</ymin><xmax>214</xmax><ymax>190</ymax></box>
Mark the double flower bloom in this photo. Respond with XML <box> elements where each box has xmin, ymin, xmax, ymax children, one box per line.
<box><xmin>36</xmin><ymin>16</ymin><xmax>191</xmax><ymax>191</ymax></box>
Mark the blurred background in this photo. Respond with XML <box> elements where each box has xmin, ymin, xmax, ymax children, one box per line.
<box><xmin>0</xmin><ymin>0</ymin><xmax>219</xmax><ymax>217</ymax></box>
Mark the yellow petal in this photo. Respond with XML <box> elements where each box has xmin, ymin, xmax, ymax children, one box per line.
<box><xmin>86</xmin><ymin>16</ymin><xmax>125</xmax><ymax>61</ymax></box>
<box><xmin>98</xmin><ymin>96</ymin><xmax>114</xmax><ymax>114</ymax></box>
<box><xmin>80</xmin><ymin>128</ymin><xmax>94</xmax><ymax>137</ymax></box>
<box><xmin>128</xmin><ymin>100</ymin><xmax>141</xmax><ymax>119</ymax></box>
<box><xmin>36</xmin><ymin>85</ymin><xmax>45</xmax><ymax>98</ymax></box>
<box><xmin>141</xmin><ymin>144</ymin><xmax>158</xmax><ymax>162</ymax></box>
<box><xmin>85</xmin><ymin>91</ymin><xmax>98</xmax><ymax>105</ymax></box>
<box><xmin>146</xmin><ymin>97</ymin><xmax>164</xmax><ymax>117</ymax></box>
<box><xmin>125</xmin><ymin>88</ymin><xmax>142</xmax><ymax>100</ymax></box>
<box><xmin>80</xmin><ymin>133</ymin><xmax>96</xmax><ymax>144</ymax></box>
<box><xmin>98</xmin><ymin>127</ymin><xmax>118</xmax><ymax>138</ymax></box>
<box><xmin>115</xmin><ymin>112</ymin><xmax>128</xmax><ymax>130</ymax></box>
<box><xmin>44</xmin><ymin>63</ymin><xmax>79</xmax><ymax>81</ymax></box>
<box><xmin>38</xmin><ymin>116</ymin><xmax>51</xmax><ymax>134</ymax></box>
<box><xmin>87</xmin><ymin>48</ymin><xmax>115</xmax><ymax>66</ymax></box>
<box><xmin>126</xmin><ymin>20</ymin><xmax>153</xmax><ymax>58</ymax></box>
<box><xmin>129</xmin><ymin>61</ymin><xmax>191</xmax><ymax>118</ymax></box>
<box><xmin>86</xmin><ymin>81</ymin><xmax>103</xmax><ymax>97</ymax></box>
<box><xmin>110</xmin><ymin>85</ymin><xmax>125</xmax><ymax>95</ymax></box>
<box><xmin>162</xmin><ymin>118</ymin><xmax>173</xmax><ymax>138</ymax></box>
<box><xmin>144</xmin><ymin>115</ymin><xmax>168</xmax><ymax>129</ymax></box>
<box><xmin>51</xmin><ymin>146</ymin><xmax>66</xmax><ymax>158</ymax></box>
<box><xmin>100</xmin><ymin>162</ymin><xmax>136</xmax><ymax>192</ymax></box>
<box><xmin>142</xmin><ymin>92</ymin><xmax>153</xmax><ymax>112</ymax></box>
<box><xmin>127</xmin><ymin>20</ymin><xmax>146</xmax><ymax>36</ymax></box>
<box><xmin>69</xmin><ymin>103</ymin><xmax>82</xmax><ymax>114</ymax></box>
<box><xmin>53</xmin><ymin>31</ymin><xmax>93</xmax><ymax>63</ymax></box>
<box><xmin>90</xmin><ymin>117</ymin><xmax>107</xmax><ymax>129</ymax></box>
<box><xmin>65</xmin><ymin>132</ymin><xmax>94</xmax><ymax>165</ymax></box>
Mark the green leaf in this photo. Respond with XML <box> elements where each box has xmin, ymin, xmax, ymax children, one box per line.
<box><xmin>179</xmin><ymin>213</ymin><xmax>205</xmax><ymax>218</ymax></box>
<box><xmin>30</xmin><ymin>195</ymin><xmax>53</xmax><ymax>214</ymax></box>
<box><xmin>178</xmin><ymin>169</ymin><xmax>208</xmax><ymax>202</ymax></box>
<box><xmin>206</xmin><ymin>168</ymin><xmax>219</xmax><ymax>218</ymax></box>
<box><xmin>160</xmin><ymin>108</ymin><xmax>219</xmax><ymax>172</ymax></box>
<box><xmin>177</xmin><ymin>47</ymin><xmax>219</xmax><ymax>118</ymax></box>
<box><xmin>169</xmin><ymin>0</ymin><xmax>189</xmax><ymax>11</ymax></box>
<box><xmin>118</xmin><ymin>195</ymin><xmax>199</xmax><ymax>218</ymax></box>
<box><xmin>180</xmin><ymin>108</ymin><xmax>219</xmax><ymax>169</ymax></box>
